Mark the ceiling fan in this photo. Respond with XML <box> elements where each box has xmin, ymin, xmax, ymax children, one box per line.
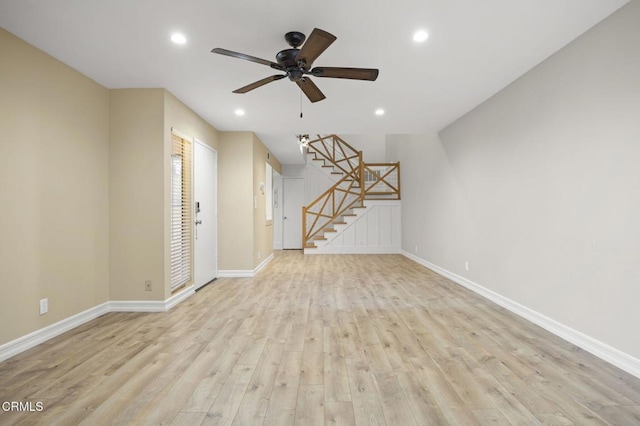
<box><xmin>211</xmin><ymin>28</ymin><xmax>379</xmax><ymax>103</ymax></box>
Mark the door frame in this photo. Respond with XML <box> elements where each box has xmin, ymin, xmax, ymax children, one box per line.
<box><xmin>283</xmin><ymin>177</ymin><xmax>305</xmax><ymax>250</ymax></box>
<box><xmin>193</xmin><ymin>139</ymin><xmax>218</xmax><ymax>290</ymax></box>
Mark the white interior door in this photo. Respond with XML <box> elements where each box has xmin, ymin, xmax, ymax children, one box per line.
<box><xmin>283</xmin><ymin>178</ymin><xmax>305</xmax><ymax>249</ymax></box>
<box><xmin>194</xmin><ymin>140</ymin><xmax>217</xmax><ymax>289</ymax></box>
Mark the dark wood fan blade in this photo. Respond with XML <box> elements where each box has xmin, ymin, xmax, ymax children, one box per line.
<box><xmin>296</xmin><ymin>77</ymin><xmax>326</xmax><ymax>103</ymax></box>
<box><xmin>233</xmin><ymin>75</ymin><xmax>286</xmax><ymax>93</ymax></box>
<box><xmin>311</xmin><ymin>67</ymin><xmax>379</xmax><ymax>81</ymax></box>
<box><xmin>296</xmin><ymin>28</ymin><xmax>336</xmax><ymax>68</ymax></box>
<box><xmin>212</xmin><ymin>48</ymin><xmax>283</xmax><ymax>70</ymax></box>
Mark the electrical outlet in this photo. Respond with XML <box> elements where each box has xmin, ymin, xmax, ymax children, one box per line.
<box><xmin>465</xmin><ymin>261</ymin><xmax>469</xmax><ymax>272</ymax></box>
<box><xmin>415</xmin><ymin>245</ymin><xmax>418</xmax><ymax>253</ymax></box>
<box><xmin>145</xmin><ymin>280</ymin><xmax>152</xmax><ymax>291</ymax></box>
<box><xmin>39</xmin><ymin>298</ymin><xmax>48</xmax><ymax>315</ymax></box>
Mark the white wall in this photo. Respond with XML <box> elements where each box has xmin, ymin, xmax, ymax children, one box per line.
<box><xmin>338</xmin><ymin>134</ymin><xmax>387</xmax><ymax>163</ymax></box>
<box><xmin>389</xmin><ymin>0</ymin><xmax>640</xmax><ymax>367</ymax></box>
<box><xmin>309</xmin><ymin>200</ymin><xmax>401</xmax><ymax>254</ymax></box>
<box><xmin>305</xmin><ymin>156</ymin><xmax>341</xmax><ymax>204</ymax></box>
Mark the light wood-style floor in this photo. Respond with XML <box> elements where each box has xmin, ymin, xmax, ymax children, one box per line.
<box><xmin>1</xmin><ymin>252</ymin><xmax>640</xmax><ymax>425</ymax></box>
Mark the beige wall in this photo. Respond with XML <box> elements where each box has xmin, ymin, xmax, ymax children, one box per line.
<box><xmin>0</xmin><ymin>29</ymin><xmax>110</xmax><ymax>345</ymax></box>
<box><xmin>163</xmin><ymin>90</ymin><xmax>220</xmax><ymax>297</ymax></box>
<box><xmin>389</xmin><ymin>0</ymin><xmax>640</xmax><ymax>360</ymax></box>
<box><xmin>163</xmin><ymin>91</ymin><xmax>220</xmax><ymax>152</ymax></box>
<box><xmin>253</xmin><ymin>134</ymin><xmax>281</xmax><ymax>268</ymax></box>
<box><xmin>0</xmin><ymin>28</ymin><xmax>279</xmax><ymax>349</ymax></box>
<box><xmin>109</xmin><ymin>89</ymin><xmax>222</xmax><ymax>301</ymax></box>
<box><xmin>218</xmin><ymin>132</ymin><xmax>254</xmax><ymax>270</ymax></box>
<box><xmin>109</xmin><ymin>89</ymin><xmax>165</xmax><ymax>301</ymax></box>
<box><xmin>217</xmin><ymin>132</ymin><xmax>281</xmax><ymax>271</ymax></box>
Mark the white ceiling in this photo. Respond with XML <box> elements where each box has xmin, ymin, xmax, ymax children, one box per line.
<box><xmin>0</xmin><ymin>0</ymin><xmax>629</xmax><ymax>164</ymax></box>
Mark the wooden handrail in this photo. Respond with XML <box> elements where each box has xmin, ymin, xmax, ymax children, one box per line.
<box><xmin>308</xmin><ymin>134</ymin><xmax>360</xmax><ymax>158</ymax></box>
<box><xmin>302</xmin><ymin>135</ymin><xmax>401</xmax><ymax>248</ymax></box>
<box><xmin>303</xmin><ymin>168</ymin><xmax>362</xmax><ymax>245</ymax></box>
<box><xmin>362</xmin><ymin>162</ymin><xmax>401</xmax><ymax>200</ymax></box>
<box><xmin>307</xmin><ymin>135</ymin><xmax>361</xmax><ymax>177</ymax></box>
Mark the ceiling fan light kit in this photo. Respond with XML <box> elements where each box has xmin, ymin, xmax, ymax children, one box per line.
<box><xmin>297</xmin><ymin>134</ymin><xmax>310</xmax><ymax>147</ymax></box>
<box><xmin>212</xmin><ymin>28</ymin><xmax>379</xmax><ymax>103</ymax></box>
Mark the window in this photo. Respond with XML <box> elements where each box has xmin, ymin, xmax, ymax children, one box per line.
<box><xmin>170</xmin><ymin>133</ymin><xmax>192</xmax><ymax>291</ymax></box>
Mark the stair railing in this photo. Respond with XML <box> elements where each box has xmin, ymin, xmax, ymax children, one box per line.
<box><xmin>302</xmin><ymin>135</ymin><xmax>401</xmax><ymax>248</ymax></box>
<box><xmin>307</xmin><ymin>134</ymin><xmax>362</xmax><ymax>179</ymax></box>
<box><xmin>302</xmin><ymin>167</ymin><xmax>362</xmax><ymax>246</ymax></box>
<box><xmin>362</xmin><ymin>162</ymin><xmax>401</xmax><ymax>200</ymax></box>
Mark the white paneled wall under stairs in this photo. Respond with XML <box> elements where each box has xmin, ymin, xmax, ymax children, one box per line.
<box><xmin>301</xmin><ymin>134</ymin><xmax>401</xmax><ymax>254</ymax></box>
<box><xmin>304</xmin><ymin>200</ymin><xmax>401</xmax><ymax>254</ymax></box>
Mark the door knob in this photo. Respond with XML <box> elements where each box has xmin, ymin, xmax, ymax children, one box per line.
<box><xmin>284</xmin><ymin>216</ymin><xmax>288</xmax><ymax>219</ymax></box>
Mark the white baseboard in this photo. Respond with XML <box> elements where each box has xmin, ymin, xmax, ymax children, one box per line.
<box><xmin>402</xmin><ymin>251</ymin><xmax>640</xmax><ymax>379</ymax></box>
<box><xmin>305</xmin><ymin>246</ymin><xmax>401</xmax><ymax>255</ymax></box>
<box><xmin>0</xmin><ymin>288</ymin><xmax>195</xmax><ymax>363</ymax></box>
<box><xmin>254</xmin><ymin>253</ymin><xmax>274</xmax><ymax>274</ymax></box>
<box><xmin>219</xmin><ymin>253</ymin><xmax>274</xmax><ymax>277</ymax></box>
<box><xmin>0</xmin><ymin>302</ymin><xmax>110</xmax><ymax>362</ymax></box>
<box><xmin>110</xmin><ymin>287</ymin><xmax>195</xmax><ymax>313</ymax></box>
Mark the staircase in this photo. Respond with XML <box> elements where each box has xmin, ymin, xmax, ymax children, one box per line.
<box><xmin>302</xmin><ymin>135</ymin><xmax>401</xmax><ymax>254</ymax></box>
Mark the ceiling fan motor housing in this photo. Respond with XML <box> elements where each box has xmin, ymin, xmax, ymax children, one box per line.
<box><xmin>276</xmin><ymin>48</ymin><xmax>304</xmax><ymax>81</ymax></box>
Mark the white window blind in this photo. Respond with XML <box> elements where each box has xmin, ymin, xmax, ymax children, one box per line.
<box><xmin>170</xmin><ymin>133</ymin><xmax>192</xmax><ymax>291</ymax></box>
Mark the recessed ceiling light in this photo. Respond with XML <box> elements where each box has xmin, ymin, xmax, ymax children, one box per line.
<box><xmin>171</xmin><ymin>32</ymin><xmax>187</xmax><ymax>45</ymax></box>
<box><xmin>235</xmin><ymin>109</ymin><xmax>245</xmax><ymax>116</ymax></box>
<box><xmin>375</xmin><ymin>109</ymin><xmax>385</xmax><ymax>116</ymax></box>
<box><xmin>413</xmin><ymin>30</ymin><xmax>429</xmax><ymax>43</ymax></box>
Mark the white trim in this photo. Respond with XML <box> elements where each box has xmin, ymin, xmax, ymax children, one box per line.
<box><xmin>402</xmin><ymin>250</ymin><xmax>640</xmax><ymax>379</ymax></box>
<box><xmin>110</xmin><ymin>287</ymin><xmax>195</xmax><ymax>313</ymax></box>
<box><xmin>109</xmin><ymin>300</ymin><xmax>167</xmax><ymax>313</ymax></box>
<box><xmin>0</xmin><ymin>288</ymin><xmax>196</xmax><ymax>362</ymax></box>
<box><xmin>219</xmin><ymin>253</ymin><xmax>274</xmax><ymax>278</ymax></box>
<box><xmin>194</xmin><ymin>138</ymin><xmax>216</xmax><ymax>153</ymax></box>
<box><xmin>193</xmin><ymin>138</ymin><xmax>219</xmax><ymax>289</ymax></box>
<box><xmin>0</xmin><ymin>302</ymin><xmax>110</xmax><ymax>362</ymax></box>
<box><xmin>166</xmin><ymin>287</ymin><xmax>196</xmax><ymax>310</ymax></box>
<box><xmin>170</xmin><ymin>127</ymin><xmax>192</xmax><ymax>142</ymax></box>
<box><xmin>305</xmin><ymin>246</ymin><xmax>401</xmax><ymax>255</ymax></box>
<box><xmin>254</xmin><ymin>253</ymin><xmax>274</xmax><ymax>274</ymax></box>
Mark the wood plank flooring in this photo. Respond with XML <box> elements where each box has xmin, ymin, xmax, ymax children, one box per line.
<box><xmin>1</xmin><ymin>251</ymin><xmax>640</xmax><ymax>425</ymax></box>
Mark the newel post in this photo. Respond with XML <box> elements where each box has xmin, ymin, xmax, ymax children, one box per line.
<box><xmin>396</xmin><ymin>162</ymin><xmax>401</xmax><ymax>200</ymax></box>
<box><xmin>302</xmin><ymin>206</ymin><xmax>307</xmax><ymax>248</ymax></box>
<box><xmin>359</xmin><ymin>152</ymin><xmax>365</xmax><ymax>202</ymax></box>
